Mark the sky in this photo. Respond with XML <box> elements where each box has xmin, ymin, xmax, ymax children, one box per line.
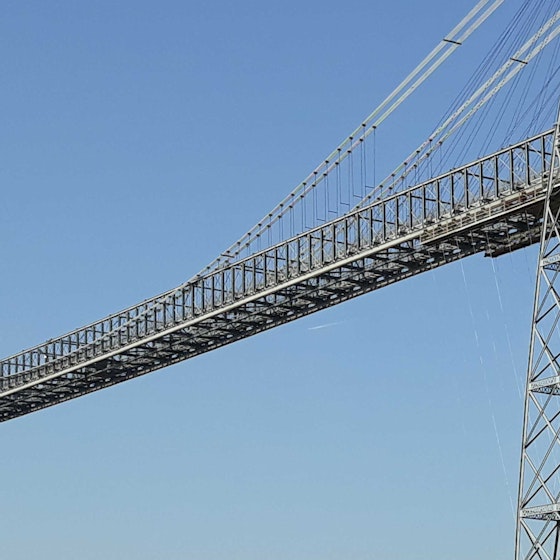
<box><xmin>0</xmin><ymin>1</ymin><xmax>554</xmax><ymax>559</ymax></box>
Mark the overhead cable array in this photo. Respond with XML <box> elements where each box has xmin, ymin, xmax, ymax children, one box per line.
<box><xmin>197</xmin><ymin>0</ymin><xmax>504</xmax><ymax>275</ymax></box>
<box><xmin>355</xmin><ymin>7</ymin><xmax>560</xmax><ymax>210</ymax></box>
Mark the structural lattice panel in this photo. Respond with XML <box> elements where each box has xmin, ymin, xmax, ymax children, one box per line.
<box><xmin>0</xmin><ymin>129</ymin><xmax>557</xmax><ymax>421</ymax></box>
<box><xmin>517</xmin><ymin>119</ymin><xmax>560</xmax><ymax>560</ymax></box>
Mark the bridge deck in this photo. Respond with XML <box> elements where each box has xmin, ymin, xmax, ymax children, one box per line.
<box><xmin>0</xmin><ymin>129</ymin><xmax>557</xmax><ymax>421</ymax></box>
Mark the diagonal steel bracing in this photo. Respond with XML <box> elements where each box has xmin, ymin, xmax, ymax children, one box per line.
<box><xmin>516</xmin><ymin>111</ymin><xmax>560</xmax><ymax>560</ymax></box>
<box><xmin>0</xmin><ymin>129</ymin><xmax>558</xmax><ymax>421</ymax></box>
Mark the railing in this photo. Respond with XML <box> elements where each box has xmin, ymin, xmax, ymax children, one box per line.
<box><xmin>0</xmin><ymin>128</ymin><xmax>555</xmax><ymax>388</ymax></box>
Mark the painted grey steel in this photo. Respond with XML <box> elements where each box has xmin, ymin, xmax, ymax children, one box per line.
<box><xmin>516</xmin><ymin>111</ymin><xmax>560</xmax><ymax>559</ymax></box>
<box><xmin>0</xmin><ymin>128</ymin><xmax>556</xmax><ymax>421</ymax></box>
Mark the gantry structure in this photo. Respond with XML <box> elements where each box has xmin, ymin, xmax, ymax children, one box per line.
<box><xmin>0</xmin><ymin>129</ymin><xmax>555</xmax><ymax>421</ymax></box>
<box><xmin>3</xmin><ymin>1</ymin><xmax>560</xmax><ymax>558</ymax></box>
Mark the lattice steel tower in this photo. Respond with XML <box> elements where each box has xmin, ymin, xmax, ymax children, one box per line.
<box><xmin>516</xmin><ymin>107</ymin><xmax>560</xmax><ymax>559</ymax></box>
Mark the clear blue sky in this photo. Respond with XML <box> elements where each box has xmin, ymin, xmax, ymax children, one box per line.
<box><xmin>0</xmin><ymin>1</ymin><xmax>549</xmax><ymax>559</ymax></box>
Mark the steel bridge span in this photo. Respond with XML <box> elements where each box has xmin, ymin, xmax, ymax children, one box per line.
<box><xmin>0</xmin><ymin>128</ymin><xmax>557</xmax><ymax>421</ymax></box>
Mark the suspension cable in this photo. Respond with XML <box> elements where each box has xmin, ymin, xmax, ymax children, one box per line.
<box><xmin>196</xmin><ymin>0</ymin><xmax>503</xmax><ymax>275</ymax></box>
<box><xmin>355</xmin><ymin>9</ymin><xmax>560</xmax><ymax>210</ymax></box>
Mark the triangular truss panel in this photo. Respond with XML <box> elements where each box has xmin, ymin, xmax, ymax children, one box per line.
<box><xmin>516</xmin><ymin>112</ymin><xmax>560</xmax><ymax>560</ymax></box>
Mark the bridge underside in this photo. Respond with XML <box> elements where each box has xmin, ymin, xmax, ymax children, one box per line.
<box><xmin>0</xmin><ymin>190</ymin><xmax>551</xmax><ymax>422</ymax></box>
<box><xmin>1</xmin><ymin>127</ymin><xmax>557</xmax><ymax>421</ymax></box>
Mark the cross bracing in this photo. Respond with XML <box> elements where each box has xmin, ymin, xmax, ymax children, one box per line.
<box><xmin>516</xmin><ymin>111</ymin><xmax>560</xmax><ymax>559</ymax></box>
<box><xmin>0</xmin><ymin>127</ymin><xmax>557</xmax><ymax>422</ymax></box>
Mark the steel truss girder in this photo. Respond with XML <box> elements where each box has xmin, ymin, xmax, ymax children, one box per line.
<box><xmin>0</xmin><ymin>206</ymin><xmax>550</xmax><ymax>420</ymax></box>
<box><xmin>0</xmin><ymin>129</ymin><xmax>558</xmax><ymax>421</ymax></box>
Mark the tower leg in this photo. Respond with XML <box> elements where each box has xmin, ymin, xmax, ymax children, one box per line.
<box><xmin>516</xmin><ymin>105</ymin><xmax>560</xmax><ymax>560</ymax></box>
